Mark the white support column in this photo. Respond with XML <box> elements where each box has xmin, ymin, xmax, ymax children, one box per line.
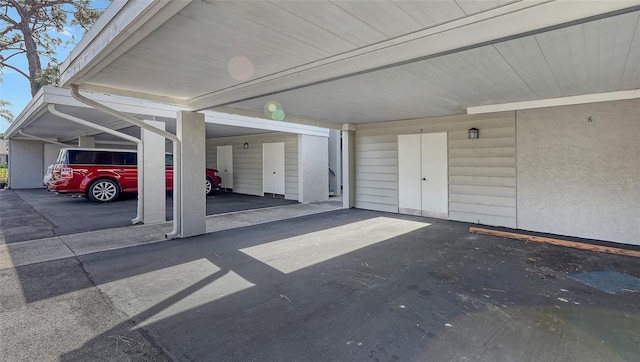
<box><xmin>8</xmin><ymin>140</ymin><xmax>43</xmax><ymax>189</ymax></box>
<box><xmin>141</xmin><ymin>120</ymin><xmax>166</xmax><ymax>224</ymax></box>
<box><xmin>342</xmin><ymin>124</ymin><xmax>356</xmax><ymax>209</ymax></box>
<box><xmin>298</xmin><ymin>134</ymin><xmax>329</xmax><ymax>203</ymax></box>
<box><xmin>177</xmin><ymin>111</ymin><xmax>206</xmax><ymax>238</ymax></box>
<box><xmin>78</xmin><ymin>136</ymin><xmax>95</xmax><ymax>148</ymax></box>
<box><xmin>329</xmin><ymin>129</ymin><xmax>341</xmax><ymax>196</ymax></box>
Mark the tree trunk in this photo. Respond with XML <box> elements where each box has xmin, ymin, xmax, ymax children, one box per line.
<box><xmin>20</xmin><ymin>24</ymin><xmax>42</xmax><ymax>96</ymax></box>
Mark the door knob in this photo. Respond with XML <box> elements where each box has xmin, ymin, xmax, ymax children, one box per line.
<box><xmin>422</xmin><ymin>178</ymin><xmax>426</xmax><ymax>181</ymax></box>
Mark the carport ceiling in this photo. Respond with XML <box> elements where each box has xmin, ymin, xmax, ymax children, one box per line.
<box><xmin>61</xmin><ymin>0</ymin><xmax>640</xmax><ymax>123</ymax></box>
<box><xmin>10</xmin><ymin>88</ymin><xmax>276</xmax><ymax>142</ymax></box>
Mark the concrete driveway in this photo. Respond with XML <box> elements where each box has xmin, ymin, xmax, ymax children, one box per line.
<box><xmin>0</xmin><ymin>189</ymin><xmax>297</xmax><ymax>243</ymax></box>
<box><xmin>1</xmin><ymin>203</ymin><xmax>639</xmax><ymax>361</ymax></box>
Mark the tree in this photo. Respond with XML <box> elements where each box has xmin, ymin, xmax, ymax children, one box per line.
<box><xmin>0</xmin><ymin>0</ymin><xmax>104</xmax><ymax>96</ymax></box>
<box><xmin>0</xmin><ymin>99</ymin><xmax>13</xmax><ymax>122</ymax></box>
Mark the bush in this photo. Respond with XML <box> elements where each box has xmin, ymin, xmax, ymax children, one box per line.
<box><xmin>0</xmin><ymin>168</ymin><xmax>7</xmax><ymax>184</ymax></box>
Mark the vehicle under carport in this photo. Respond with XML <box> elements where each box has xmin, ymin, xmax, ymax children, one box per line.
<box><xmin>3</xmin><ymin>87</ymin><xmax>340</xmax><ymax>236</ymax></box>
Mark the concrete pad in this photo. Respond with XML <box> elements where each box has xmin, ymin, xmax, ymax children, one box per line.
<box><xmin>61</xmin><ymin>224</ymin><xmax>170</xmax><ymax>255</ymax></box>
<box><xmin>0</xmin><ymin>200</ymin><xmax>343</xmax><ymax>269</ymax></box>
<box><xmin>0</xmin><ymin>237</ymin><xmax>73</xmax><ymax>269</ymax></box>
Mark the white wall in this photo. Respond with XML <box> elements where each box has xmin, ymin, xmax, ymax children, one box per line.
<box><xmin>206</xmin><ymin>133</ymin><xmax>299</xmax><ymax>200</ymax></box>
<box><xmin>299</xmin><ymin>134</ymin><xmax>329</xmax><ymax>203</ymax></box>
<box><xmin>355</xmin><ymin>112</ymin><xmax>517</xmax><ymax>227</ymax></box>
<box><xmin>9</xmin><ymin>140</ymin><xmax>44</xmax><ymax>189</ymax></box>
<box><xmin>517</xmin><ymin>99</ymin><xmax>640</xmax><ymax>245</ymax></box>
<box><xmin>43</xmin><ymin>144</ymin><xmax>63</xmax><ymax>171</ymax></box>
<box><xmin>328</xmin><ymin>129</ymin><xmax>341</xmax><ymax>195</ymax></box>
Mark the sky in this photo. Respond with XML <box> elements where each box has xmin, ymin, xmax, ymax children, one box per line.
<box><xmin>0</xmin><ymin>1</ymin><xmax>111</xmax><ymax>134</ymax></box>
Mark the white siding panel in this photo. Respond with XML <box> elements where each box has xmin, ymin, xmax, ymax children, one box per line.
<box><xmin>355</xmin><ymin>112</ymin><xmax>516</xmax><ymax>227</ymax></box>
<box><xmin>450</xmin><ymin>176</ymin><xmax>516</xmax><ymax>187</ymax></box>
<box><xmin>449</xmin><ymin>157</ymin><xmax>516</xmax><ymax>167</ymax></box>
<box><xmin>354</xmin><ymin>201</ymin><xmax>399</xmax><ymax>213</ymax></box>
<box><xmin>356</xmin><ymin>173</ymin><xmax>398</xmax><ymax>182</ymax></box>
<box><xmin>449</xmin><ymin>202</ymin><xmax>516</xmax><ymax>218</ymax></box>
<box><xmin>449</xmin><ymin>211</ymin><xmax>516</xmax><ymax>228</ymax></box>
<box><xmin>449</xmin><ymin>194</ymin><xmax>516</xmax><ymax>208</ymax></box>
<box><xmin>206</xmin><ymin>133</ymin><xmax>298</xmax><ymax>200</ymax></box>
<box><xmin>450</xmin><ymin>185</ymin><xmax>516</xmax><ymax>197</ymax></box>
<box><xmin>449</xmin><ymin>166</ymin><xmax>516</xmax><ymax>177</ymax></box>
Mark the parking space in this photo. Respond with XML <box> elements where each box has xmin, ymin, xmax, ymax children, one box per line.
<box><xmin>0</xmin><ymin>189</ymin><xmax>297</xmax><ymax>243</ymax></box>
<box><xmin>2</xmin><ymin>208</ymin><xmax>639</xmax><ymax>361</ymax></box>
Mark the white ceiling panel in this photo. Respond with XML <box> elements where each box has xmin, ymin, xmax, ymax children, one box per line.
<box><xmin>211</xmin><ymin>1</ymin><xmax>359</xmax><ymax>54</ymax></box>
<box><xmin>392</xmin><ymin>1</ymin><xmax>466</xmax><ymax>28</ymax></box>
<box><xmin>272</xmin><ymin>1</ymin><xmax>388</xmax><ymax>46</ymax></box>
<box><xmin>227</xmin><ymin>10</ymin><xmax>640</xmax><ymax>123</ymax></box>
<box><xmin>330</xmin><ymin>0</ymin><xmax>423</xmax><ymax>38</ymax></box>
<box><xmin>56</xmin><ymin>0</ymin><xmax>640</xmax><ymax>127</ymax></box>
<box><xmin>493</xmin><ymin>37</ymin><xmax>563</xmax><ymax>98</ymax></box>
<box><xmin>454</xmin><ymin>0</ymin><xmax>519</xmax><ymax>16</ymax></box>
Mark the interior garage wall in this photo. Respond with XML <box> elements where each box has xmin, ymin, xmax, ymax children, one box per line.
<box><xmin>9</xmin><ymin>140</ymin><xmax>44</xmax><ymax>189</ymax></box>
<box><xmin>206</xmin><ymin>133</ymin><xmax>298</xmax><ymax>200</ymax></box>
<box><xmin>355</xmin><ymin>112</ymin><xmax>517</xmax><ymax>227</ymax></box>
<box><xmin>516</xmin><ymin>99</ymin><xmax>640</xmax><ymax>245</ymax></box>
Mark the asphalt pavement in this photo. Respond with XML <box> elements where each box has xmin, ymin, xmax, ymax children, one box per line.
<box><xmin>1</xmin><ymin>189</ymin><xmax>639</xmax><ymax>361</ymax></box>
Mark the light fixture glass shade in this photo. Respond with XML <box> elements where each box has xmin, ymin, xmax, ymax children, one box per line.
<box><xmin>468</xmin><ymin>128</ymin><xmax>479</xmax><ymax>139</ymax></box>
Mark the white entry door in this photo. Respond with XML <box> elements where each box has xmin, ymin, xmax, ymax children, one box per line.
<box><xmin>217</xmin><ymin>145</ymin><xmax>233</xmax><ymax>189</ymax></box>
<box><xmin>398</xmin><ymin>133</ymin><xmax>448</xmax><ymax>218</ymax></box>
<box><xmin>263</xmin><ymin>142</ymin><xmax>285</xmax><ymax>195</ymax></box>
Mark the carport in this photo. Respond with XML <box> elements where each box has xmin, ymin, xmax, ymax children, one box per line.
<box><xmin>45</xmin><ymin>0</ymin><xmax>639</xmax><ymax>246</ymax></box>
<box><xmin>4</xmin><ymin>86</ymin><xmax>334</xmax><ymax>237</ymax></box>
<box><xmin>2</xmin><ymin>2</ymin><xmax>640</xmax><ymax>359</ymax></box>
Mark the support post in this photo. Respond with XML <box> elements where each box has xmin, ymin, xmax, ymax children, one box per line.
<box><xmin>177</xmin><ymin>111</ymin><xmax>206</xmax><ymax>238</ymax></box>
<box><xmin>141</xmin><ymin>120</ymin><xmax>166</xmax><ymax>224</ymax></box>
<box><xmin>342</xmin><ymin>124</ymin><xmax>356</xmax><ymax>209</ymax></box>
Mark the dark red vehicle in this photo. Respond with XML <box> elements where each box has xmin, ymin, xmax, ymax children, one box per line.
<box><xmin>47</xmin><ymin>148</ymin><xmax>221</xmax><ymax>202</ymax></box>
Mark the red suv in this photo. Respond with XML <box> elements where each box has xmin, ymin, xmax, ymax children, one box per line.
<box><xmin>47</xmin><ymin>148</ymin><xmax>221</xmax><ymax>202</ymax></box>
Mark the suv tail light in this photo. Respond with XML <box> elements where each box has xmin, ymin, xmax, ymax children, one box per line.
<box><xmin>214</xmin><ymin>170</ymin><xmax>220</xmax><ymax>177</ymax></box>
<box><xmin>60</xmin><ymin>167</ymin><xmax>73</xmax><ymax>179</ymax></box>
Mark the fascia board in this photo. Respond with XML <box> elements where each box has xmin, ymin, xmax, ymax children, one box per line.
<box><xmin>467</xmin><ymin>89</ymin><xmax>640</xmax><ymax>114</ymax></box>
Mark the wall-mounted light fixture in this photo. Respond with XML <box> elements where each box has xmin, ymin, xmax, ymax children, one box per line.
<box><xmin>468</xmin><ymin>127</ymin><xmax>479</xmax><ymax>140</ymax></box>
<box><xmin>243</xmin><ymin>142</ymin><xmax>249</xmax><ymax>149</ymax></box>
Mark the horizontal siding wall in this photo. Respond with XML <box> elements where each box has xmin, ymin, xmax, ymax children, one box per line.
<box><xmin>206</xmin><ymin>133</ymin><xmax>298</xmax><ymax>201</ymax></box>
<box><xmin>355</xmin><ymin>112</ymin><xmax>516</xmax><ymax>228</ymax></box>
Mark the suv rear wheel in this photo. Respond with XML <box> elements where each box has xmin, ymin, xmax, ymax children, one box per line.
<box><xmin>88</xmin><ymin>179</ymin><xmax>120</xmax><ymax>202</ymax></box>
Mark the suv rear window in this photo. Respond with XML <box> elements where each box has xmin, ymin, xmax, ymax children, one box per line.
<box><xmin>67</xmin><ymin>150</ymin><xmax>137</xmax><ymax>165</ymax></box>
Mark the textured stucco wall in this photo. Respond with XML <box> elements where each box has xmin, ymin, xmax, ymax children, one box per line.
<box><xmin>517</xmin><ymin>99</ymin><xmax>640</xmax><ymax>245</ymax></box>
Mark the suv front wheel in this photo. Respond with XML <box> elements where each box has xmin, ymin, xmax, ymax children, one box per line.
<box><xmin>88</xmin><ymin>179</ymin><xmax>120</xmax><ymax>202</ymax></box>
<box><xmin>205</xmin><ymin>177</ymin><xmax>215</xmax><ymax>196</ymax></box>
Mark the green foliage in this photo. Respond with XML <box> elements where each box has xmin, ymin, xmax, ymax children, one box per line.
<box><xmin>0</xmin><ymin>168</ymin><xmax>7</xmax><ymax>184</ymax></box>
<box><xmin>33</xmin><ymin>64</ymin><xmax>60</xmax><ymax>91</ymax></box>
<box><xmin>1</xmin><ymin>0</ymin><xmax>106</xmax><ymax>95</ymax></box>
<box><xmin>0</xmin><ymin>99</ymin><xmax>13</xmax><ymax>123</ymax></box>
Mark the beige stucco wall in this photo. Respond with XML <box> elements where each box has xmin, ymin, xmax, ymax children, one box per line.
<box><xmin>516</xmin><ymin>99</ymin><xmax>640</xmax><ymax>245</ymax></box>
